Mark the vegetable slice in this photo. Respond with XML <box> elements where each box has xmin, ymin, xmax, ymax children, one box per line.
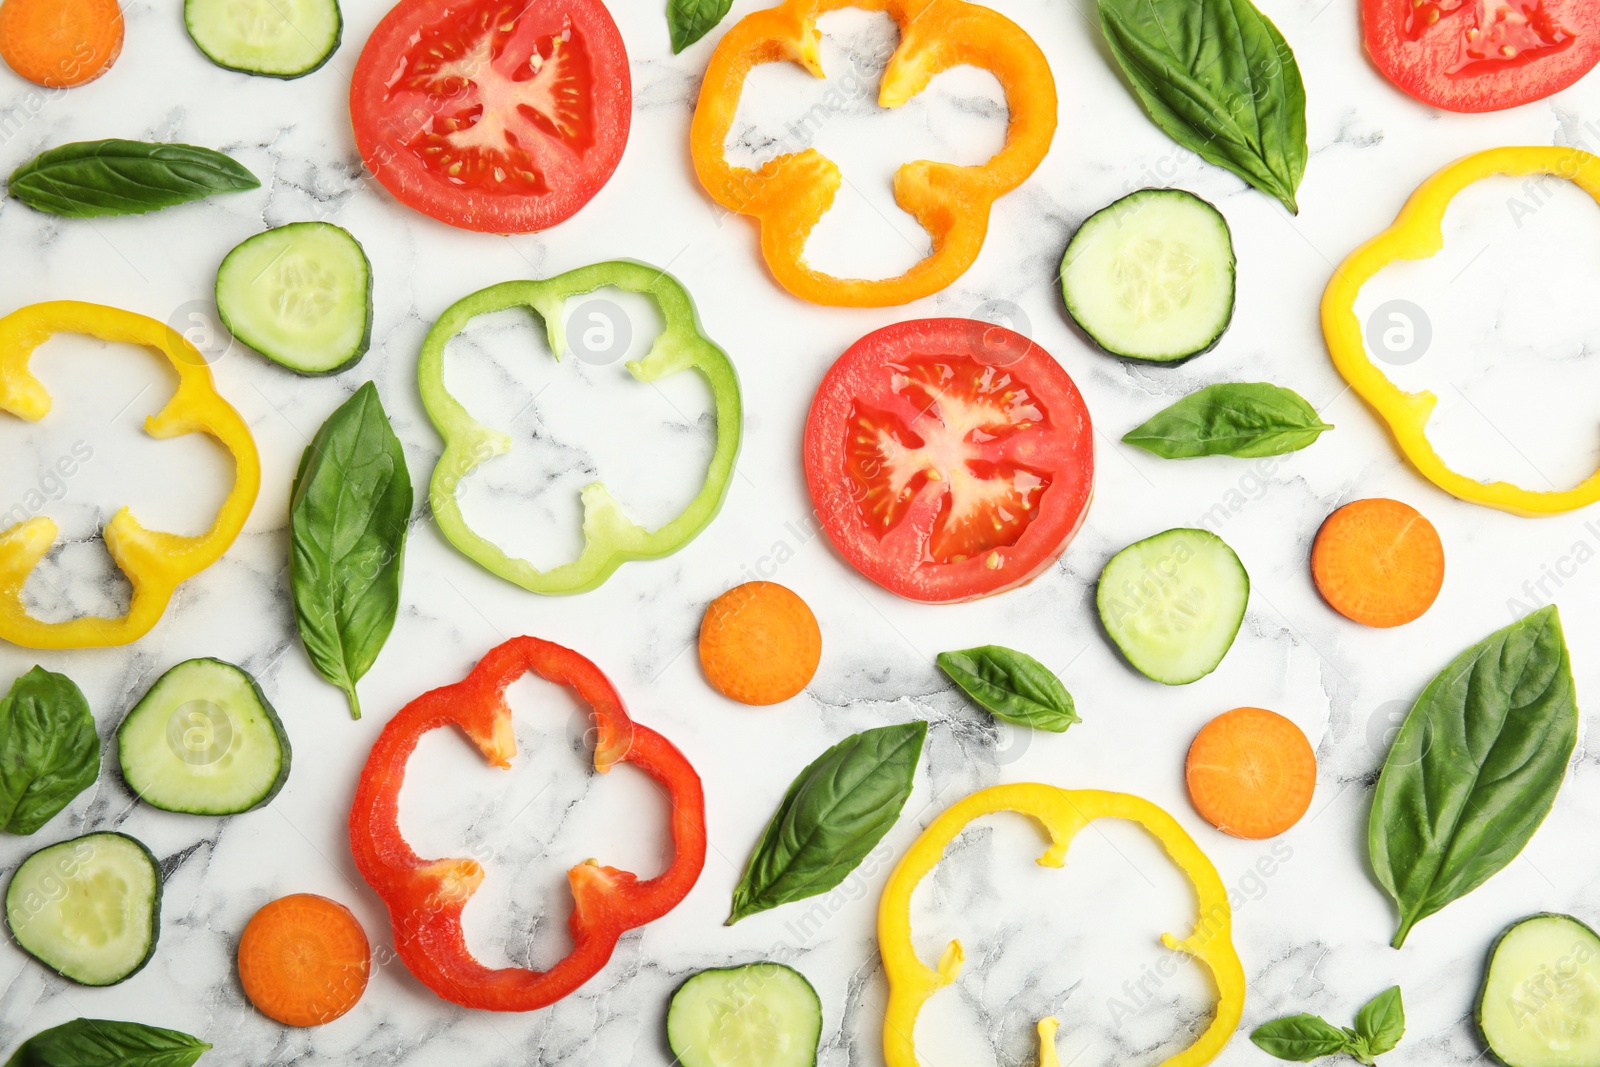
<box><xmin>1</xmin><ymin>1019</ymin><xmax>210</xmax><ymax>1067</ymax></box>
<box><xmin>1476</xmin><ymin>913</ymin><xmax>1600</xmax><ymax>1067</ymax></box>
<box><xmin>699</xmin><ymin>582</ymin><xmax>821</xmax><ymax>706</ymax></box>
<box><xmin>0</xmin><ymin>0</ymin><xmax>122</xmax><ymax>87</ymax></box>
<box><xmin>238</xmin><ymin>894</ymin><xmax>370</xmax><ymax>1027</ymax></box>
<box><xmin>290</xmin><ymin>382</ymin><xmax>411</xmax><ymax>719</ymax></box>
<box><xmin>216</xmin><ymin>223</ymin><xmax>372</xmax><ymax>375</ymax></box>
<box><xmin>1061</xmin><ymin>189</ymin><xmax>1236</xmax><ymax>363</ymax></box>
<box><xmin>667</xmin><ymin>963</ymin><xmax>823</xmax><ymax>1067</ymax></box>
<box><xmin>1311</xmin><ymin>499</ymin><xmax>1443</xmax><ymax>628</ymax></box>
<box><xmin>1095</xmin><ymin>0</ymin><xmax>1307</xmax><ymax>213</ymax></box>
<box><xmin>1096</xmin><ymin>528</ymin><xmax>1249</xmax><ymax>685</ymax></box>
<box><xmin>936</xmin><ymin>645</ymin><xmax>1079</xmax><ymax>732</ymax></box>
<box><xmin>1369</xmin><ymin>605</ymin><xmax>1578</xmax><ymax>947</ymax></box>
<box><xmin>116</xmin><ymin>658</ymin><xmax>290</xmax><ymax>816</ymax></box>
<box><xmin>420</xmin><ymin>261</ymin><xmax>742</xmax><ymax>595</ymax></box>
<box><xmin>1185</xmin><ymin>707</ymin><xmax>1315</xmax><ymax>839</ymax></box>
<box><xmin>0</xmin><ymin>666</ymin><xmax>99</xmax><ymax>834</ymax></box>
<box><xmin>1123</xmin><ymin>383</ymin><xmax>1332</xmax><ymax>458</ymax></box>
<box><xmin>184</xmin><ymin>0</ymin><xmax>342</xmax><ymax>79</ymax></box>
<box><xmin>7</xmin><ymin>140</ymin><xmax>259</xmax><ymax>218</ymax></box>
<box><xmin>5</xmin><ymin>832</ymin><xmax>161</xmax><ymax>986</ymax></box>
<box><xmin>729</xmin><ymin>722</ymin><xmax>926</xmax><ymax>924</ymax></box>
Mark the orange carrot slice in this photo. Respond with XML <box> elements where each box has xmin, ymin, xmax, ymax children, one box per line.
<box><xmin>699</xmin><ymin>581</ymin><xmax>822</xmax><ymax>706</ymax></box>
<box><xmin>1186</xmin><ymin>707</ymin><xmax>1316</xmax><ymax>839</ymax></box>
<box><xmin>1311</xmin><ymin>497</ymin><xmax>1444</xmax><ymax>628</ymax></box>
<box><xmin>0</xmin><ymin>0</ymin><xmax>123</xmax><ymax>88</ymax></box>
<box><xmin>238</xmin><ymin>893</ymin><xmax>370</xmax><ymax>1027</ymax></box>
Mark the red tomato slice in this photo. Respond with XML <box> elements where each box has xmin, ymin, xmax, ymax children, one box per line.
<box><xmin>1364</xmin><ymin>0</ymin><xmax>1600</xmax><ymax>112</ymax></box>
<box><xmin>350</xmin><ymin>0</ymin><xmax>631</xmax><ymax>233</ymax></box>
<box><xmin>804</xmin><ymin>319</ymin><xmax>1094</xmax><ymax>603</ymax></box>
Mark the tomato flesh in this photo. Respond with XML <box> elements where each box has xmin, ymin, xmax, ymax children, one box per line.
<box><xmin>1365</xmin><ymin>0</ymin><xmax>1600</xmax><ymax>111</ymax></box>
<box><xmin>805</xmin><ymin>320</ymin><xmax>1094</xmax><ymax>603</ymax></box>
<box><xmin>351</xmin><ymin>0</ymin><xmax>630</xmax><ymax>233</ymax></box>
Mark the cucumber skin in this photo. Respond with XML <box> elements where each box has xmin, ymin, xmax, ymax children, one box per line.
<box><xmin>1475</xmin><ymin>912</ymin><xmax>1600</xmax><ymax>1067</ymax></box>
<box><xmin>117</xmin><ymin>658</ymin><xmax>293</xmax><ymax>815</ymax></box>
<box><xmin>1060</xmin><ymin>188</ymin><xmax>1236</xmax><ymax>365</ymax></box>
<box><xmin>215</xmin><ymin>222</ymin><xmax>372</xmax><ymax>376</ymax></box>
<box><xmin>4</xmin><ymin>832</ymin><xmax>163</xmax><ymax>987</ymax></box>
<box><xmin>667</xmin><ymin>963</ymin><xmax>822</xmax><ymax>1067</ymax></box>
<box><xmin>183</xmin><ymin>0</ymin><xmax>344</xmax><ymax>80</ymax></box>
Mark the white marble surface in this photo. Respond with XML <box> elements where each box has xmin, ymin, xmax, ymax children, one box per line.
<box><xmin>3</xmin><ymin>0</ymin><xmax>1600</xmax><ymax>1064</ymax></box>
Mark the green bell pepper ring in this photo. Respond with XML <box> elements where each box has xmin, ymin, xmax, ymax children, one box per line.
<box><xmin>419</xmin><ymin>261</ymin><xmax>743</xmax><ymax>594</ymax></box>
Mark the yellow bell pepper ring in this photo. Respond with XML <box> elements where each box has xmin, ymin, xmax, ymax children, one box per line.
<box><xmin>878</xmin><ymin>783</ymin><xmax>1246</xmax><ymax>1067</ymax></box>
<box><xmin>0</xmin><ymin>301</ymin><xmax>260</xmax><ymax>649</ymax></box>
<box><xmin>1322</xmin><ymin>146</ymin><xmax>1600</xmax><ymax>516</ymax></box>
<box><xmin>690</xmin><ymin>0</ymin><xmax>1056</xmax><ymax>308</ymax></box>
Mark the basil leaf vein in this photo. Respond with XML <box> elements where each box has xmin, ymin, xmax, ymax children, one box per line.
<box><xmin>1353</xmin><ymin>986</ymin><xmax>1404</xmax><ymax>1058</ymax></box>
<box><xmin>1368</xmin><ymin>605</ymin><xmax>1577</xmax><ymax>947</ymax></box>
<box><xmin>0</xmin><ymin>666</ymin><xmax>100</xmax><ymax>836</ymax></box>
<box><xmin>8</xmin><ymin>140</ymin><xmax>259</xmax><ymax>218</ymax></box>
<box><xmin>937</xmin><ymin>646</ymin><xmax>1078</xmax><ymax>732</ymax></box>
<box><xmin>290</xmin><ymin>382</ymin><xmax>412</xmax><ymax>720</ymax></box>
<box><xmin>1122</xmin><ymin>382</ymin><xmax>1332</xmax><ymax>459</ymax></box>
<box><xmin>728</xmin><ymin>721</ymin><xmax>926</xmax><ymax>924</ymax></box>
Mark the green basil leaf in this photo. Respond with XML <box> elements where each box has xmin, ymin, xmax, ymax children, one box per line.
<box><xmin>1369</xmin><ymin>605</ymin><xmax>1577</xmax><ymax>947</ymax></box>
<box><xmin>290</xmin><ymin>382</ymin><xmax>412</xmax><ymax>720</ymax></box>
<box><xmin>4</xmin><ymin>1018</ymin><xmax>210</xmax><ymax>1067</ymax></box>
<box><xmin>1343</xmin><ymin>1030</ymin><xmax>1375</xmax><ymax>1066</ymax></box>
<box><xmin>1249</xmin><ymin>1014</ymin><xmax>1351</xmax><ymax>1061</ymax></box>
<box><xmin>1353</xmin><ymin>986</ymin><xmax>1404</xmax><ymax>1057</ymax></box>
<box><xmin>936</xmin><ymin>646</ymin><xmax>1079</xmax><ymax>732</ymax></box>
<box><xmin>1096</xmin><ymin>0</ymin><xmax>1307</xmax><ymax>213</ymax></box>
<box><xmin>728</xmin><ymin>721</ymin><xmax>926</xmax><ymax>924</ymax></box>
<box><xmin>8</xmin><ymin>140</ymin><xmax>260</xmax><ymax>218</ymax></box>
<box><xmin>0</xmin><ymin>667</ymin><xmax>99</xmax><ymax>835</ymax></box>
<box><xmin>668</xmin><ymin>0</ymin><xmax>733</xmax><ymax>52</ymax></box>
<box><xmin>1122</xmin><ymin>382</ymin><xmax>1332</xmax><ymax>459</ymax></box>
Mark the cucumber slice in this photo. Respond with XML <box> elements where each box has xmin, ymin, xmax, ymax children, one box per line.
<box><xmin>184</xmin><ymin>0</ymin><xmax>342</xmax><ymax>79</ymax></box>
<box><xmin>1061</xmin><ymin>189</ymin><xmax>1236</xmax><ymax>363</ymax></box>
<box><xmin>216</xmin><ymin>222</ymin><xmax>371</xmax><ymax>375</ymax></box>
<box><xmin>667</xmin><ymin>963</ymin><xmax>822</xmax><ymax>1067</ymax></box>
<box><xmin>1097</xmin><ymin>527</ymin><xmax>1249</xmax><ymax>685</ymax></box>
<box><xmin>117</xmin><ymin>658</ymin><xmax>290</xmax><ymax>816</ymax></box>
<box><xmin>1477</xmin><ymin>913</ymin><xmax>1600</xmax><ymax>1067</ymax></box>
<box><xmin>4</xmin><ymin>832</ymin><xmax>162</xmax><ymax>986</ymax></box>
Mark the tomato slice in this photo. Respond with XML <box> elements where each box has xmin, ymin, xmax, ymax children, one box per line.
<box><xmin>1364</xmin><ymin>0</ymin><xmax>1600</xmax><ymax>111</ymax></box>
<box><xmin>350</xmin><ymin>0</ymin><xmax>630</xmax><ymax>233</ymax></box>
<box><xmin>804</xmin><ymin>319</ymin><xmax>1094</xmax><ymax>603</ymax></box>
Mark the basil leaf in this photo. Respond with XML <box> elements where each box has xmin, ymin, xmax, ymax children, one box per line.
<box><xmin>8</xmin><ymin>140</ymin><xmax>259</xmax><ymax>218</ymax></box>
<box><xmin>1249</xmin><ymin>1014</ymin><xmax>1351</xmax><ymax>1061</ymax></box>
<box><xmin>290</xmin><ymin>382</ymin><xmax>412</xmax><ymax>720</ymax></box>
<box><xmin>728</xmin><ymin>721</ymin><xmax>926</xmax><ymax>924</ymax></box>
<box><xmin>1122</xmin><ymin>383</ymin><xmax>1332</xmax><ymax>459</ymax></box>
<box><xmin>1096</xmin><ymin>0</ymin><xmax>1307</xmax><ymax>213</ymax></box>
<box><xmin>1353</xmin><ymin>986</ymin><xmax>1404</xmax><ymax>1058</ymax></box>
<box><xmin>0</xmin><ymin>667</ymin><xmax>99</xmax><ymax>835</ymax></box>
<box><xmin>4</xmin><ymin>1018</ymin><xmax>210</xmax><ymax>1067</ymax></box>
<box><xmin>936</xmin><ymin>646</ymin><xmax>1079</xmax><ymax>732</ymax></box>
<box><xmin>668</xmin><ymin>0</ymin><xmax>733</xmax><ymax>52</ymax></box>
<box><xmin>1369</xmin><ymin>605</ymin><xmax>1577</xmax><ymax>947</ymax></box>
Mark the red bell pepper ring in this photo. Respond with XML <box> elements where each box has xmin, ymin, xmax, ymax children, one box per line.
<box><xmin>348</xmin><ymin>637</ymin><xmax>706</xmax><ymax>1011</ymax></box>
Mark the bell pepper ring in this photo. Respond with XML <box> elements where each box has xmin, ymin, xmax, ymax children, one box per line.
<box><xmin>878</xmin><ymin>783</ymin><xmax>1245</xmax><ymax>1067</ymax></box>
<box><xmin>348</xmin><ymin>636</ymin><xmax>707</xmax><ymax>1012</ymax></box>
<box><xmin>419</xmin><ymin>260</ymin><xmax>742</xmax><ymax>594</ymax></box>
<box><xmin>1323</xmin><ymin>146</ymin><xmax>1600</xmax><ymax>516</ymax></box>
<box><xmin>690</xmin><ymin>0</ymin><xmax>1057</xmax><ymax>307</ymax></box>
<box><xmin>0</xmin><ymin>301</ymin><xmax>260</xmax><ymax>649</ymax></box>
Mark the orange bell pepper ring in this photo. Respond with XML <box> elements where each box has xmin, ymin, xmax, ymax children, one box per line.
<box><xmin>690</xmin><ymin>0</ymin><xmax>1057</xmax><ymax>307</ymax></box>
<box><xmin>0</xmin><ymin>301</ymin><xmax>260</xmax><ymax>649</ymax></box>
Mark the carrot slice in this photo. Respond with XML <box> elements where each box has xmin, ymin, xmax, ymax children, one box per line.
<box><xmin>1186</xmin><ymin>707</ymin><xmax>1316</xmax><ymax>839</ymax></box>
<box><xmin>1311</xmin><ymin>497</ymin><xmax>1444</xmax><ymax>628</ymax></box>
<box><xmin>0</xmin><ymin>0</ymin><xmax>123</xmax><ymax>88</ymax></box>
<box><xmin>699</xmin><ymin>581</ymin><xmax>822</xmax><ymax>706</ymax></box>
<box><xmin>238</xmin><ymin>893</ymin><xmax>371</xmax><ymax>1027</ymax></box>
